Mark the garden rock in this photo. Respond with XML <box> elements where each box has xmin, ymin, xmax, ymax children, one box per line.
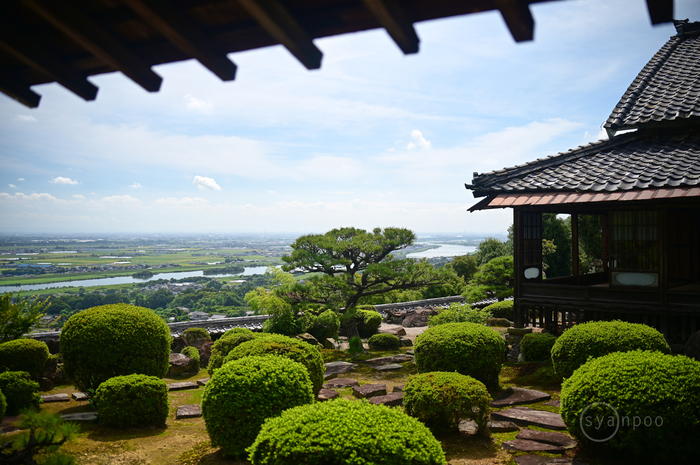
<box><xmin>171</xmin><ymin>337</ymin><xmax>187</xmax><ymax>353</ymax></box>
<box><xmin>514</xmin><ymin>456</ymin><xmax>588</xmax><ymax>465</ymax></box>
<box><xmin>363</xmin><ymin>354</ymin><xmax>413</xmax><ymax>366</ymax></box>
<box><xmin>72</xmin><ymin>392</ymin><xmax>90</xmax><ymax>401</ymax></box>
<box><xmin>317</xmin><ymin>388</ymin><xmax>339</xmax><ymax>401</ymax></box>
<box><xmin>507</xmin><ymin>342</ymin><xmax>522</xmax><ymax>362</ymax></box>
<box><xmin>374</xmin><ymin>363</ymin><xmax>403</xmax><ymax>371</ymax></box>
<box><xmin>459</xmin><ymin>420</ymin><xmax>520</xmax><ymax>434</ymax></box>
<box><xmin>61</xmin><ymin>412</ymin><xmax>98</xmax><ymax>422</ymax></box>
<box><xmin>491</xmin><ymin>407</ymin><xmax>566</xmax><ymax>430</ymax></box>
<box><xmin>368</xmin><ymin>392</ymin><xmax>403</xmax><ymax>406</ymax></box>
<box><xmin>352</xmin><ymin>384</ymin><xmax>387</xmax><ymax>399</ymax></box>
<box><xmin>543</xmin><ymin>399</ymin><xmax>560</xmax><ymax>407</ymax></box>
<box><xmin>399</xmin><ymin>336</ymin><xmax>413</xmax><ymax>347</ymax></box>
<box><xmin>38</xmin><ymin>377</ymin><xmax>54</xmax><ymax>392</ymax></box>
<box><xmin>402</xmin><ymin>309</ymin><xmax>434</xmax><ymax>327</ymax></box>
<box><xmin>517</xmin><ymin>429</ymin><xmax>577</xmax><ymax>449</ymax></box>
<box><xmin>324</xmin><ymin>361</ymin><xmax>357</xmax><ymax>379</ymax></box>
<box><xmin>296</xmin><ymin>332</ymin><xmax>321</xmax><ymax>346</ymax></box>
<box><xmin>490</xmin><ymin>387</ymin><xmax>551</xmax><ymax>407</ymax></box>
<box><xmin>199</xmin><ymin>341</ymin><xmax>213</xmax><ymax>367</ymax></box>
<box><xmin>502</xmin><ymin>439</ymin><xmax>565</xmax><ymax>452</ymax></box>
<box><xmin>167</xmin><ymin>381</ymin><xmax>198</xmax><ymax>391</ymax></box>
<box><xmin>197</xmin><ymin>378</ymin><xmax>210</xmax><ymax>386</ymax></box>
<box><xmin>323</xmin><ymin>337</ymin><xmax>338</xmax><ymax>349</ymax></box>
<box><xmin>40</xmin><ymin>393</ymin><xmax>70</xmax><ymax>403</ymax></box>
<box><xmin>167</xmin><ymin>352</ymin><xmax>195</xmax><ymax>376</ymax></box>
<box><xmin>392</xmin><ymin>384</ymin><xmax>405</xmax><ymax>392</ymax></box>
<box><xmin>508</xmin><ymin>327</ymin><xmax>533</xmax><ymax>336</ymax></box>
<box><xmin>380</xmin><ymin>327</ymin><xmax>407</xmax><ymax>336</ymax></box>
<box><xmin>324</xmin><ymin>378</ymin><xmax>359</xmax><ymax>389</ymax></box>
<box><xmin>176</xmin><ymin>404</ymin><xmax>202</xmax><ymax>419</ymax></box>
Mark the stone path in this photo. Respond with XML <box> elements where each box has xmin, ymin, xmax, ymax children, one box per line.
<box><xmin>324</xmin><ymin>378</ymin><xmax>359</xmax><ymax>389</ymax></box>
<box><xmin>458</xmin><ymin>420</ymin><xmax>520</xmax><ymax>434</ymax></box>
<box><xmin>490</xmin><ymin>387</ymin><xmax>551</xmax><ymax>407</ymax></box>
<box><xmin>72</xmin><ymin>392</ymin><xmax>90</xmax><ymax>401</ymax></box>
<box><xmin>368</xmin><ymin>392</ymin><xmax>403</xmax><ymax>406</ymax></box>
<box><xmin>41</xmin><ymin>393</ymin><xmax>70</xmax><ymax>403</ymax></box>
<box><xmin>176</xmin><ymin>404</ymin><xmax>202</xmax><ymax>419</ymax></box>
<box><xmin>502</xmin><ymin>429</ymin><xmax>577</xmax><ymax>453</ymax></box>
<box><xmin>61</xmin><ymin>412</ymin><xmax>98</xmax><ymax>421</ymax></box>
<box><xmin>317</xmin><ymin>389</ymin><xmax>339</xmax><ymax>401</ymax></box>
<box><xmin>167</xmin><ymin>381</ymin><xmax>198</xmax><ymax>391</ymax></box>
<box><xmin>515</xmin><ymin>456</ymin><xmax>588</xmax><ymax>465</ymax></box>
<box><xmin>374</xmin><ymin>363</ymin><xmax>403</xmax><ymax>371</ymax></box>
<box><xmin>323</xmin><ymin>361</ymin><xmax>358</xmax><ymax>379</ymax></box>
<box><xmin>491</xmin><ymin>407</ymin><xmax>566</xmax><ymax>430</ymax></box>
<box><xmin>363</xmin><ymin>354</ymin><xmax>413</xmax><ymax>366</ymax></box>
<box><xmin>352</xmin><ymin>384</ymin><xmax>387</xmax><ymax>399</ymax></box>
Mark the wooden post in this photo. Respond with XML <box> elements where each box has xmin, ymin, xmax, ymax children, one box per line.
<box><xmin>572</xmin><ymin>213</ymin><xmax>580</xmax><ymax>278</ymax></box>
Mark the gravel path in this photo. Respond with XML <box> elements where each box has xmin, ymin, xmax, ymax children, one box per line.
<box><xmin>379</xmin><ymin>323</ymin><xmax>428</xmax><ymax>343</ymax></box>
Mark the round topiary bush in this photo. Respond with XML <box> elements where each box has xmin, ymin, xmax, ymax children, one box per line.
<box><xmin>560</xmin><ymin>350</ymin><xmax>700</xmax><ymax>464</ymax></box>
<box><xmin>368</xmin><ymin>333</ymin><xmax>400</xmax><ymax>351</ymax></box>
<box><xmin>94</xmin><ymin>374</ymin><xmax>169</xmax><ymax>428</ymax></box>
<box><xmin>60</xmin><ymin>304</ymin><xmax>172</xmax><ymax>392</ymax></box>
<box><xmin>551</xmin><ymin>320</ymin><xmax>670</xmax><ymax>378</ymax></box>
<box><xmin>224</xmin><ymin>334</ymin><xmax>324</xmax><ymax>396</ymax></box>
<box><xmin>356</xmin><ymin>308</ymin><xmax>382</xmax><ymax>338</ymax></box>
<box><xmin>202</xmin><ymin>355</ymin><xmax>314</xmax><ymax>458</ymax></box>
<box><xmin>181</xmin><ymin>346</ymin><xmax>200</xmax><ymax>373</ymax></box>
<box><xmin>414</xmin><ymin>322</ymin><xmax>505</xmax><ymax>389</ymax></box>
<box><xmin>427</xmin><ymin>303</ymin><xmax>491</xmax><ymax>326</ymax></box>
<box><xmin>404</xmin><ymin>372</ymin><xmax>492</xmax><ymax>435</ymax></box>
<box><xmin>247</xmin><ymin>398</ymin><xmax>446</xmax><ymax>465</ymax></box>
<box><xmin>0</xmin><ymin>371</ymin><xmax>41</xmax><ymax>416</ymax></box>
<box><xmin>207</xmin><ymin>330</ymin><xmax>265</xmax><ymax>376</ymax></box>
<box><xmin>181</xmin><ymin>327</ymin><xmax>211</xmax><ymax>347</ymax></box>
<box><xmin>0</xmin><ymin>338</ymin><xmax>50</xmax><ymax>377</ymax></box>
<box><xmin>482</xmin><ymin>300</ymin><xmax>513</xmax><ymax>320</ymax></box>
<box><xmin>521</xmin><ymin>332</ymin><xmax>557</xmax><ymax>362</ymax></box>
<box><xmin>306</xmin><ymin>309</ymin><xmax>340</xmax><ymax>342</ymax></box>
<box><xmin>0</xmin><ymin>388</ymin><xmax>7</xmax><ymax>419</ymax></box>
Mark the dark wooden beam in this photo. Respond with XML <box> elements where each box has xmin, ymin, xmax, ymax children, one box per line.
<box><xmin>23</xmin><ymin>0</ymin><xmax>162</xmax><ymax>92</ymax></box>
<box><xmin>361</xmin><ymin>0</ymin><xmax>419</xmax><ymax>54</ymax></box>
<box><xmin>496</xmin><ymin>0</ymin><xmax>534</xmax><ymax>42</ymax></box>
<box><xmin>0</xmin><ymin>73</ymin><xmax>41</xmax><ymax>108</ymax></box>
<box><xmin>645</xmin><ymin>0</ymin><xmax>673</xmax><ymax>25</ymax></box>
<box><xmin>122</xmin><ymin>0</ymin><xmax>237</xmax><ymax>81</ymax></box>
<box><xmin>236</xmin><ymin>0</ymin><xmax>322</xmax><ymax>70</ymax></box>
<box><xmin>0</xmin><ymin>19</ymin><xmax>98</xmax><ymax>101</ymax></box>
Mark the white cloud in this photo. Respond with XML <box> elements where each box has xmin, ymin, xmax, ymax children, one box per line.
<box><xmin>14</xmin><ymin>115</ymin><xmax>37</xmax><ymax>122</ymax></box>
<box><xmin>268</xmin><ymin>190</ymin><xmax>277</xmax><ymax>194</ymax></box>
<box><xmin>193</xmin><ymin>175</ymin><xmax>222</xmax><ymax>191</ymax></box>
<box><xmin>50</xmin><ymin>176</ymin><xmax>78</xmax><ymax>185</ymax></box>
<box><xmin>17</xmin><ymin>178</ymin><xmax>25</xmax><ymax>182</ymax></box>
<box><xmin>184</xmin><ymin>93</ymin><xmax>213</xmax><ymax>111</ymax></box>
<box><xmin>0</xmin><ymin>192</ymin><xmax>58</xmax><ymax>202</ymax></box>
<box><xmin>73</xmin><ymin>194</ymin><xmax>86</xmax><ymax>199</ymax></box>
<box><xmin>407</xmin><ymin>129</ymin><xmax>432</xmax><ymax>150</ymax></box>
<box><xmin>101</xmin><ymin>195</ymin><xmax>140</xmax><ymax>203</ymax></box>
<box><xmin>130</xmin><ymin>182</ymin><xmax>142</xmax><ymax>188</ymax></box>
<box><xmin>156</xmin><ymin>197</ymin><xmax>209</xmax><ymax>207</ymax></box>
<box><xmin>8</xmin><ymin>184</ymin><xmax>16</xmax><ymax>188</ymax></box>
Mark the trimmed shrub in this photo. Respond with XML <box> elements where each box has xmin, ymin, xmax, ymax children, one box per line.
<box><xmin>94</xmin><ymin>374</ymin><xmax>169</xmax><ymax>428</ymax></box>
<box><xmin>181</xmin><ymin>346</ymin><xmax>200</xmax><ymax>373</ymax></box>
<box><xmin>0</xmin><ymin>371</ymin><xmax>41</xmax><ymax>415</ymax></box>
<box><xmin>482</xmin><ymin>300</ymin><xmax>513</xmax><ymax>320</ymax></box>
<box><xmin>427</xmin><ymin>303</ymin><xmax>492</xmax><ymax>327</ymax></box>
<box><xmin>404</xmin><ymin>372</ymin><xmax>492</xmax><ymax>435</ymax></box>
<box><xmin>551</xmin><ymin>320</ymin><xmax>670</xmax><ymax>378</ymax></box>
<box><xmin>247</xmin><ymin>398</ymin><xmax>446</xmax><ymax>465</ymax></box>
<box><xmin>414</xmin><ymin>322</ymin><xmax>505</xmax><ymax>389</ymax></box>
<box><xmin>368</xmin><ymin>333</ymin><xmax>400</xmax><ymax>351</ymax></box>
<box><xmin>348</xmin><ymin>336</ymin><xmax>363</xmax><ymax>354</ymax></box>
<box><xmin>0</xmin><ymin>388</ymin><xmax>6</xmax><ymax>419</ymax></box>
<box><xmin>561</xmin><ymin>351</ymin><xmax>700</xmax><ymax>464</ymax></box>
<box><xmin>181</xmin><ymin>327</ymin><xmax>211</xmax><ymax>346</ymax></box>
<box><xmin>305</xmin><ymin>310</ymin><xmax>340</xmax><ymax>342</ymax></box>
<box><xmin>202</xmin><ymin>355</ymin><xmax>313</xmax><ymax>458</ymax></box>
<box><xmin>356</xmin><ymin>308</ymin><xmax>382</xmax><ymax>338</ymax></box>
<box><xmin>521</xmin><ymin>333</ymin><xmax>557</xmax><ymax>362</ymax></box>
<box><xmin>0</xmin><ymin>338</ymin><xmax>50</xmax><ymax>377</ymax></box>
<box><xmin>208</xmin><ymin>330</ymin><xmax>265</xmax><ymax>376</ymax></box>
<box><xmin>225</xmin><ymin>334</ymin><xmax>324</xmax><ymax>396</ymax></box>
<box><xmin>60</xmin><ymin>304</ymin><xmax>172</xmax><ymax>392</ymax></box>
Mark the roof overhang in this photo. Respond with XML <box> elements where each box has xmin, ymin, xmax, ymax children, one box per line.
<box><xmin>469</xmin><ymin>187</ymin><xmax>700</xmax><ymax>211</ymax></box>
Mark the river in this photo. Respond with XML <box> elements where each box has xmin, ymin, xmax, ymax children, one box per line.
<box><xmin>0</xmin><ymin>266</ymin><xmax>271</xmax><ymax>292</ymax></box>
<box><xmin>407</xmin><ymin>243</ymin><xmax>476</xmax><ymax>259</ymax></box>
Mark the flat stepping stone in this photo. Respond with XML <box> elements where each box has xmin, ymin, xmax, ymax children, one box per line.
<box><xmin>459</xmin><ymin>420</ymin><xmax>520</xmax><ymax>434</ymax></box>
<box><xmin>517</xmin><ymin>429</ymin><xmax>577</xmax><ymax>449</ymax></box>
<box><xmin>176</xmin><ymin>404</ymin><xmax>202</xmax><ymax>419</ymax></box>
<box><xmin>491</xmin><ymin>407</ymin><xmax>566</xmax><ymax>430</ymax></box>
<box><xmin>405</xmin><ymin>349</ymin><xmax>414</xmax><ymax>355</ymax></box>
<box><xmin>515</xmin><ymin>457</ymin><xmax>588</xmax><ymax>465</ymax></box>
<box><xmin>368</xmin><ymin>392</ymin><xmax>403</xmax><ymax>406</ymax></box>
<box><xmin>71</xmin><ymin>392</ymin><xmax>90</xmax><ymax>401</ymax></box>
<box><xmin>61</xmin><ymin>412</ymin><xmax>98</xmax><ymax>421</ymax></box>
<box><xmin>374</xmin><ymin>363</ymin><xmax>403</xmax><ymax>371</ymax></box>
<box><xmin>324</xmin><ymin>378</ymin><xmax>359</xmax><ymax>389</ymax></box>
<box><xmin>324</xmin><ymin>361</ymin><xmax>358</xmax><ymax>379</ymax></box>
<box><xmin>317</xmin><ymin>388</ymin><xmax>339</xmax><ymax>402</ymax></box>
<box><xmin>363</xmin><ymin>354</ymin><xmax>413</xmax><ymax>366</ymax></box>
<box><xmin>41</xmin><ymin>393</ymin><xmax>70</xmax><ymax>403</ymax></box>
<box><xmin>502</xmin><ymin>439</ymin><xmax>567</xmax><ymax>453</ymax></box>
<box><xmin>490</xmin><ymin>387</ymin><xmax>551</xmax><ymax>407</ymax></box>
<box><xmin>168</xmin><ymin>381</ymin><xmax>199</xmax><ymax>391</ymax></box>
<box><xmin>352</xmin><ymin>384</ymin><xmax>387</xmax><ymax>399</ymax></box>
<box><xmin>543</xmin><ymin>399</ymin><xmax>561</xmax><ymax>407</ymax></box>
<box><xmin>392</xmin><ymin>384</ymin><xmax>405</xmax><ymax>392</ymax></box>
<box><xmin>197</xmin><ymin>378</ymin><xmax>210</xmax><ymax>386</ymax></box>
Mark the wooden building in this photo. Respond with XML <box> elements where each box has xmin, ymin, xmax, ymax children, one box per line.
<box><xmin>466</xmin><ymin>20</ymin><xmax>700</xmax><ymax>343</ymax></box>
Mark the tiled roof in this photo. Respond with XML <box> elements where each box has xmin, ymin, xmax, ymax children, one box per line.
<box><xmin>468</xmin><ymin>130</ymin><xmax>700</xmax><ymax>197</ymax></box>
<box><xmin>604</xmin><ymin>20</ymin><xmax>700</xmax><ymax>134</ymax></box>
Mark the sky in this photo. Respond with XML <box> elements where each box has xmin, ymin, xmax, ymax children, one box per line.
<box><xmin>1</xmin><ymin>0</ymin><xmax>699</xmax><ymax>236</ymax></box>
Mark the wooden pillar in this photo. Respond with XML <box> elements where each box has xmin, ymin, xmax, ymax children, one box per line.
<box><xmin>513</xmin><ymin>208</ymin><xmax>523</xmax><ymax>328</ymax></box>
<box><xmin>572</xmin><ymin>213</ymin><xmax>580</xmax><ymax>278</ymax></box>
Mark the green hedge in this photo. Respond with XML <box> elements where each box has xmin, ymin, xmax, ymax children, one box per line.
<box><xmin>414</xmin><ymin>322</ymin><xmax>505</xmax><ymax>389</ymax></box>
<box><xmin>60</xmin><ymin>304</ymin><xmax>172</xmax><ymax>392</ymax></box>
<box><xmin>520</xmin><ymin>333</ymin><xmax>557</xmax><ymax>362</ymax></box>
<box><xmin>247</xmin><ymin>398</ymin><xmax>446</xmax><ymax>465</ymax></box>
<box><xmin>551</xmin><ymin>320</ymin><xmax>670</xmax><ymax>378</ymax></box>
<box><xmin>482</xmin><ymin>301</ymin><xmax>513</xmax><ymax>320</ymax></box>
<box><xmin>0</xmin><ymin>388</ymin><xmax>5</xmax><ymax>419</ymax></box>
<box><xmin>94</xmin><ymin>374</ymin><xmax>169</xmax><ymax>428</ymax></box>
<box><xmin>367</xmin><ymin>333</ymin><xmax>400</xmax><ymax>351</ymax></box>
<box><xmin>181</xmin><ymin>346</ymin><xmax>200</xmax><ymax>373</ymax></box>
<box><xmin>427</xmin><ymin>303</ymin><xmax>491</xmax><ymax>326</ymax></box>
<box><xmin>181</xmin><ymin>327</ymin><xmax>211</xmax><ymax>346</ymax></box>
<box><xmin>305</xmin><ymin>310</ymin><xmax>340</xmax><ymax>342</ymax></box>
<box><xmin>0</xmin><ymin>371</ymin><xmax>41</xmax><ymax>416</ymax></box>
<box><xmin>0</xmin><ymin>338</ymin><xmax>50</xmax><ymax>377</ymax></box>
<box><xmin>404</xmin><ymin>372</ymin><xmax>492</xmax><ymax>435</ymax></box>
<box><xmin>207</xmin><ymin>329</ymin><xmax>261</xmax><ymax>376</ymax></box>
<box><xmin>561</xmin><ymin>351</ymin><xmax>700</xmax><ymax>464</ymax></box>
<box><xmin>202</xmin><ymin>355</ymin><xmax>313</xmax><ymax>458</ymax></box>
<box><xmin>225</xmin><ymin>334</ymin><xmax>324</xmax><ymax>396</ymax></box>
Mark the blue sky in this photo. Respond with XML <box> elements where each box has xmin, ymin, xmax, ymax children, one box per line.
<box><xmin>1</xmin><ymin>0</ymin><xmax>699</xmax><ymax>235</ymax></box>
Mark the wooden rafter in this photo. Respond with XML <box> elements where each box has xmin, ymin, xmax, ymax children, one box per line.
<box><xmin>0</xmin><ymin>72</ymin><xmax>41</xmax><ymax>108</ymax></box>
<box><xmin>236</xmin><ymin>0</ymin><xmax>322</xmax><ymax>70</ymax></box>
<box><xmin>0</xmin><ymin>19</ymin><xmax>98</xmax><ymax>101</ymax></box>
<box><xmin>122</xmin><ymin>0</ymin><xmax>237</xmax><ymax>81</ymax></box>
<box><xmin>496</xmin><ymin>0</ymin><xmax>534</xmax><ymax>43</ymax></box>
<box><xmin>646</xmin><ymin>0</ymin><xmax>674</xmax><ymax>25</ymax></box>
<box><xmin>361</xmin><ymin>0</ymin><xmax>420</xmax><ymax>54</ymax></box>
<box><xmin>23</xmin><ymin>0</ymin><xmax>162</xmax><ymax>92</ymax></box>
